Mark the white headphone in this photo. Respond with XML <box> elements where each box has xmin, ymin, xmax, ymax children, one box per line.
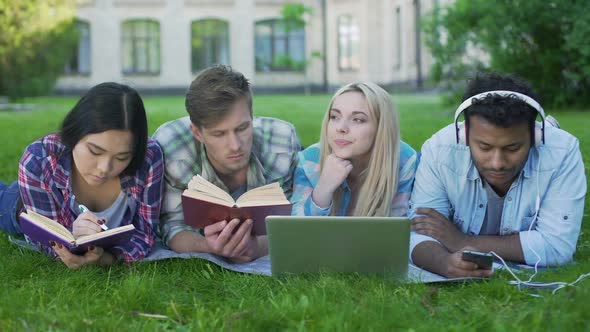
<box><xmin>454</xmin><ymin>90</ymin><xmax>547</xmax><ymax>146</ymax></box>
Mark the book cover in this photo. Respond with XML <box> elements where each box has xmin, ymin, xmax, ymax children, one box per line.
<box><xmin>19</xmin><ymin>210</ymin><xmax>135</xmax><ymax>254</ymax></box>
<box><xmin>180</xmin><ymin>176</ymin><xmax>292</xmax><ymax>235</ymax></box>
<box><xmin>181</xmin><ymin>195</ymin><xmax>292</xmax><ymax>235</ymax></box>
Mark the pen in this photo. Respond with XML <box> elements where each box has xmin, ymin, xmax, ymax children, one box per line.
<box><xmin>78</xmin><ymin>204</ymin><xmax>109</xmax><ymax>231</ymax></box>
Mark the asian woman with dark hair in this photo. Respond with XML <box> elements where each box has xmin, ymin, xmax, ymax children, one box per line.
<box><xmin>0</xmin><ymin>82</ymin><xmax>164</xmax><ymax>269</ymax></box>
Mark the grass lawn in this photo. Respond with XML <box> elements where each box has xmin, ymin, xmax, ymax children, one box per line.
<box><xmin>1</xmin><ymin>93</ymin><xmax>589</xmax><ymax>330</ymax></box>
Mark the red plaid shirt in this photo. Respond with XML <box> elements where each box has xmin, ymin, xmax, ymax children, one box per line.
<box><xmin>18</xmin><ymin>134</ymin><xmax>164</xmax><ymax>262</ymax></box>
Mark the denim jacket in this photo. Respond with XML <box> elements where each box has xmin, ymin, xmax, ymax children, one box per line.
<box><xmin>409</xmin><ymin>123</ymin><xmax>586</xmax><ymax>266</ymax></box>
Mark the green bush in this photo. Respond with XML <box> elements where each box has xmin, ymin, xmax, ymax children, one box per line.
<box><xmin>424</xmin><ymin>0</ymin><xmax>590</xmax><ymax>107</ymax></box>
<box><xmin>0</xmin><ymin>0</ymin><xmax>77</xmax><ymax>100</ymax></box>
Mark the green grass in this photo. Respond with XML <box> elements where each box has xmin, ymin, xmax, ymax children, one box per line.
<box><xmin>1</xmin><ymin>94</ymin><xmax>589</xmax><ymax>330</ymax></box>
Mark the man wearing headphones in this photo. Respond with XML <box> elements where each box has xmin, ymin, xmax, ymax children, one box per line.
<box><xmin>409</xmin><ymin>72</ymin><xmax>586</xmax><ymax>278</ymax></box>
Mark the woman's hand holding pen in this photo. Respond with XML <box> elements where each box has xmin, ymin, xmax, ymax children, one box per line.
<box><xmin>72</xmin><ymin>211</ymin><xmax>107</xmax><ymax>239</ymax></box>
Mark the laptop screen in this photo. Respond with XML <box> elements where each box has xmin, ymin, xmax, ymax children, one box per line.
<box><xmin>266</xmin><ymin>216</ymin><xmax>410</xmax><ymax>278</ymax></box>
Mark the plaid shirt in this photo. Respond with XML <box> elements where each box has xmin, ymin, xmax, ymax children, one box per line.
<box><xmin>18</xmin><ymin>134</ymin><xmax>164</xmax><ymax>263</ymax></box>
<box><xmin>291</xmin><ymin>142</ymin><xmax>418</xmax><ymax>216</ymax></box>
<box><xmin>153</xmin><ymin>116</ymin><xmax>301</xmax><ymax>246</ymax></box>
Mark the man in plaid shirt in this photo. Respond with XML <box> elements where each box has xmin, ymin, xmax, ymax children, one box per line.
<box><xmin>153</xmin><ymin>65</ymin><xmax>301</xmax><ymax>263</ymax></box>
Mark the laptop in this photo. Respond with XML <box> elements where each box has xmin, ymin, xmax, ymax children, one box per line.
<box><xmin>266</xmin><ymin>216</ymin><xmax>410</xmax><ymax>278</ymax></box>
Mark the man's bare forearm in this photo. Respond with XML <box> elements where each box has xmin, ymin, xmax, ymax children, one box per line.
<box><xmin>412</xmin><ymin>241</ymin><xmax>452</xmax><ymax>276</ymax></box>
<box><xmin>168</xmin><ymin>230</ymin><xmax>210</xmax><ymax>253</ymax></box>
<box><xmin>462</xmin><ymin>234</ymin><xmax>524</xmax><ymax>263</ymax></box>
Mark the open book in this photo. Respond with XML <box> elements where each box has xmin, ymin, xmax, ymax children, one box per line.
<box><xmin>181</xmin><ymin>175</ymin><xmax>292</xmax><ymax>235</ymax></box>
<box><xmin>19</xmin><ymin>209</ymin><xmax>135</xmax><ymax>254</ymax></box>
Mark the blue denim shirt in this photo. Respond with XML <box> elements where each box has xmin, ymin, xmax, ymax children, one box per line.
<box><xmin>292</xmin><ymin>141</ymin><xmax>418</xmax><ymax>216</ymax></box>
<box><xmin>409</xmin><ymin>123</ymin><xmax>586</xmax><ymax>266</ymax></box>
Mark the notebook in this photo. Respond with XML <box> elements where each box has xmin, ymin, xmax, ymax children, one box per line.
<box><xmin>266</xmin><ymin>216</ymin><xmax>410</xmax><ymax>278</ymax></box>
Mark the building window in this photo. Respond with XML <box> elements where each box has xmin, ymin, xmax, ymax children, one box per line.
<box><xmin>65</xmin><ymin>20</ymin><xmax>91</xmax><ymax>75</ymax></box>
<box><xmin>122</xmin><ymin>19</ymin><xmax>160</xmax><ymax>75</ymax></box>
<box><xmin>337</xmin><ymin>14</ymin><xmax>360</xmax><ymax>71</ymax></box>
<box><xmin>255</xmin><ymin>19</ymin><xmax>305</xmax><ymax>72</ymax></box>
<box><xmin>191</xmin><ymin>19</ymin><xmax>230</xmax><ymax>73</ymax></box>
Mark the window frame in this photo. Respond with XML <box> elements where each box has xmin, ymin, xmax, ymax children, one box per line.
<box><xmin>254</xmin><ymin>18</ymin><xmax>306</xmax><ymax>73</ymax></box>
<box><xmin>191</xmin><ymin>18</ymin><xmax>230</xmax><ymax>73</ymax></box>
<box><xmin>64</xmin><ymin>19</ymin><xmax>91</xmax><ymax>76</ymax></box>
<box><xmin>337</xmin><ymin>14</ymin><xmax>360</xmax><ymax>72</ymax></box>
<box><xmin>121</xmin><ymin>19</ymin><xmax>161</xmax><ymax>75</ymax></box>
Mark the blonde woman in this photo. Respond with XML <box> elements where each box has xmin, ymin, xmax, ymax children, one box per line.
<box><xmin>291</xmin><ymin>82</ymin><xmax>417</xmax><ymax>217</ymax></box>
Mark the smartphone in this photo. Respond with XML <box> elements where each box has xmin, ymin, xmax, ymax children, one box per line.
<box><xmin>462</xmin><ymin>250</ymin><xmax>493</xmax><ymax>270</ymax></box>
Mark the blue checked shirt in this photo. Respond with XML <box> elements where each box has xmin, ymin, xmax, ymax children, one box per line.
<box><xmin>153</xmin><ymin>116</ymin><xmax>301</xmax><ymax>246</ymax></box>
<box><xmin>18</xmin><ymin>134</ymin><xmax>164</xmax><ymax>262</ymax></box>
<box><xmin>291</xmin><ymin>142</ymin><xmax>418</xmax><ymax>216</ymax></box>
<box><xmin>409</xmin><ymin>124</ymin><xmax>586</xmax><ymax>266</ymax></box>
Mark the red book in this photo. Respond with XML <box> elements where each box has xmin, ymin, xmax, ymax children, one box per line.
<box><xmin>181</xmin><ymin>175</ymin><xmax>292</xmax><ymax>235</ymax></box>
<box><xmin>19</xmin><ymin>209</ymin><xmax>135</xmax><ymax>254</ymax></box>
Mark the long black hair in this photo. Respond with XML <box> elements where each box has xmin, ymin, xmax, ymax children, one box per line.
<box><xmin>60</xmin><ymin>82</ymin><xmax>148</xmax><ymax>175</ymax></box>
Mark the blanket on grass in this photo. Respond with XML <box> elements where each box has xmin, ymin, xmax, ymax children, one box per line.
<box><xmin>9</xmin><ymin>236</ymin><xmax>520</xmax><ymax>283</ymax></box>
<box><xmin>144</xmin><ymin>242</ymin><xmax>503</xmax><ymax>283</ymax></box>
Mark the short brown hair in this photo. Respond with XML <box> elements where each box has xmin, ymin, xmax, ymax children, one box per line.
<box><xmin>185</xmin><ymin>65</ymin><xmax>253</xmax><ymax>128</ymax></box>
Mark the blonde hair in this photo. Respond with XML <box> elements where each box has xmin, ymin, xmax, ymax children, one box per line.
<box><xmin>319</xmin><ymin>82</ymin><xmax>400</xmax><ymax>216</ymax></box>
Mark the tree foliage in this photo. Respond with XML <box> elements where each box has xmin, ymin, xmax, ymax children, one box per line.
<box><xmin>424</xmin><ymin>0</ymin><xmax>590</xmax><ymax>107</ymax></box>
<box><xmin>0</xmin><ymin>0</ymin><xmax>78</xmax><ymax>100</ymax></box>
<box><xmin>280</xmin><ymin>3</ymin><xmax>313</xmax><ymax>32</ymax></box>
